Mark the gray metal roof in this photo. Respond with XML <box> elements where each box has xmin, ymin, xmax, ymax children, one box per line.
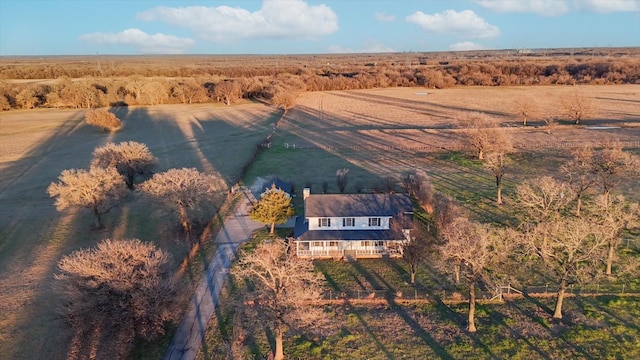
<box><xmin>304</xmin><ymin>193</ymin><xmax>412</xmax><ymax>218</ymax></box>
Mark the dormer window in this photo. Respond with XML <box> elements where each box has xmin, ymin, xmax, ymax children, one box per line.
<box><xmin>368</xmin><ymin>217</ymin><xmax>381</xmax><ymax>227</ymax></box>
<box><xmin>318</xmin><ymin>218</ymin><xmax>331</xmax><ymax>227</ymax></box>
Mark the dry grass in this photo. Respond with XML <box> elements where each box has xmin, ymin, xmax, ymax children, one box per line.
<box><xmin>0</xmin><ymin>101</ymin><xmax>279</xmax><ymax>360</ymax></box>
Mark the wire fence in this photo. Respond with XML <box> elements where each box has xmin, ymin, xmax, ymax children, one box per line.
<box><xmin>321</xmin><ymin>282</ymin><xmax>640</xmax><ymax>303</ymax></box>
<box><xmin>279</xmin><ymin>140</ymin><xmax>640</xmax><ymax>153</ymax></box>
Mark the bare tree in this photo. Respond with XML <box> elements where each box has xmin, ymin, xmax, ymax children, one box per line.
<box><xmin>140</xmin><ymin>168</ymin><xmax>224</xmax><ymax>239</ymax></box>
<box><xmin>392</xmin><ymin>215</ymin><xmax>438</xmax><ymax>284</ymax></box>
<box><xmin>91</xmin><ymin>141</ymin><xmax>157</xmax><ymax>190</ymax></box>
<box><xmin>591</xmin><ymin>144</ymin><xmax>636</xmax><ymax>200</ymax></box>
<box><xmin>47</xmin><ymin>167</ymin><xmax>128</xmax><ymax>229</ymax></box>
<box><xmin>559</xmin><ymin>91</ymin><xmax>596</xmax><ymax>125</ymax></box>
<box><xmin>439</xmin><ymin>217</ymin><xmax>514</xmax><ymax>332</ymax></box>
<box><xmin>515</xmin><ymin>176</ymin><xmax>573</xmax><ymax>223</ymax></box>
<box><xmin>513</xmin><ymin>96</ymin><xmax>539</xmax><ymax>126</ymax></box>
<box><xmin>524</xmin><ymin>218</ymin><xmax>608</xmax><ymax>319</ymax></box>
<box><xmin>16</xmin><ymin>87</ymin><xmax>38</xmax><ymax>109</ymax></box>
<box><xmin>562</xmin><ymin>147</ymin><xmax>596</xmax><ymax>216</ymax></box>
<box><xmin>404</xmin><ymin>169</ymin><xmax>434</xmax><ymax>214</ymax></box>
<box><xmin>214</xmin><ymin>81</ymin><xmax>241</xmax><ymax>106</ymax></box>
<box><xmin>483</xmin><ymin>151</ymin><xmax>511</xmax><ymax>205</ymax></box>
<box><xmin>249</xmin><ymin>184</ymin><xmax>295</xmax><ymax>235</ymax></box>
<box><xmin>56</xmin><ymin>238</ymin><xmax>176</xmax><ymax>343</ymax></box>
<box><xmin>232</xmin><ymin>238</ymin><xmax>325</xmax><ymax>360</ymax></box>
<box><xmin>270</xmin><ymin>86</ymin><xmax>299</xmax><ymax>111</ymax></box>
<box><xmin>336</xmin><ymin>168</ymin><xmax>349</xmax><ymax>193</ymax></box>
<box><xmin>589</xmin><ymin>195</ymin><xmax>639</xmax><ymax>276</ymax></box>
<box><xmin>542</xmin><ymin>116</ymin><xmax>558</xmax><ymax>134</ymax></box>
<box><xmin>86</xmin><ymin>109</ymin><xmax>122</xmax><ymax>132</ymax></box>
<box><xmin>457</xmin><ymin>112</ymin><xmax>511</xmax><ymax>160</ymax></box>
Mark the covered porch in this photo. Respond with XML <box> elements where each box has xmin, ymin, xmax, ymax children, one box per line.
<box><xmin>295</xmin><ymin>239</ymin><xmax>404</xmax><ymax>259</ymax></box>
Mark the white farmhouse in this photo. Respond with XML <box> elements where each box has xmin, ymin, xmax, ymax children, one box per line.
<box><xmin>293</xmin><ymin>189</ymin><xmax>413</xmax><ymax>259</ymax></box>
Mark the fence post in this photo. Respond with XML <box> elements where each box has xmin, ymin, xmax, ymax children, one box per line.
<box><xmin>415</xmin><ymin>289</ymin><xmax>417</xmax><ymax>300</ymax></box>
<box><xmin>545</xmin><ymin>284</ymin><xmax>548</xmax><ymax>293</ymax></box>
<box><xmin>357</xmin><ymin>290</ymin><xmax>361</xmax><ymax>299</ymax></box>
<box><xmin>622</xmin><ymin>284</ymin><xmax>626</xmax><ymax>294</ymax></box>
<box><xmin>329</xmin><ymin>290</ymin><xmax>332</xmax><ymax>301</ymax></box>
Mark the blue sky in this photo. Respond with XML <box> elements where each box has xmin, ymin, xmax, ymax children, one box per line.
<box><xmin>1</xmin><ymin>0</ymin><xmax>638</xmax><ymax>55</ymax></box>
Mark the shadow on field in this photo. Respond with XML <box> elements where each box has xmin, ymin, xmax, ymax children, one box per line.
<box><xmin>331</xmin><ymin>91</ymin><xmax>511</xmax><ymax>122</ymax></box>
<box><xmin>0</xmin><ymin>103</ymin><xmax>276</xmax><ymax>360</ymax></box>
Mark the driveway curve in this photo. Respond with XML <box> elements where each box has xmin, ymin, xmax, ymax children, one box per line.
<box><xmin>164</xmin><ymin>190</ymin><xmax>262</xmax><ymax>360</ymax></box>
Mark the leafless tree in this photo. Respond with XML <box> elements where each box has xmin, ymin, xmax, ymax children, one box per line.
<box><xmin>140</xmin><ymin>168</ymin><xmax>224</xmax><ymax>239</ymax></box>
<box><xmin>249</xmin><ymin>184</ymin><xmax>295</xmax><ymax>235</ymax></box>
<box><xmin>47</xmin><ymin>167</ymin><xmax>128</xmax><ymax>229</ymax></box>
<box><xmin>404</xmin><ymin>169</ymin><xmax>434</xmax><ymax>214</ymax></box>
<box><xmin>85</xmin><ymin>109</ymin><xmax>122</xmax><ymax>132</ymax></box>
<box><xmin>513</xmin><ymin>96</ymin><xmax>539</xmax><ymax>126</ymax></box>
<box><xmin>140</xmin><ymin>81</ymin><xmax>167</xmax><ymax>105</ymax></box>
<box><xmin>588</xmin><ymin>194</ymin><xmax>640</xmax><ymax>276</ymax></box>
<box><xmin>125</xmin><ymin>76</ymin><xmax>146</xmax><ymax>105</ymax></box>
<box><xmin>16</xmin><ymin>87</ymin><xmax>38</xmax><ymax>109</ymax></box>
<box><xmin>483</xmin><ymin>151</ymin><xmax>511</xmax><ymax>205</ymax></box>
<box><xmin>439</xmin><ymin>217</ymin><xmax>514</xmax><ymax>332</ymax></box>
<box><xmin>270</xmin><ymin>86</ymin><xmax>299</xmax><ymax>111</ymax></box>
<box><xmin>542</xmin><ymin>116</ymin><xmax>558</xmax><ymax>134</ymax></box>
<box><xmin>515</xmin><ymin>176</ymin><xmax>573</xmax><ymax>224</ymax></box>
<box><xmin>562</xmin><ymin>147</ymin><xmax>596</xmax><ymax>216</ymax></box>
<box><xmin>232</xmin><ymin>238</ymin><xmax>325</xmax><ymax>360</ymax></box>
<box><xmin>392</xmin><ymin>215</ymin><xmax>438</xmax><ymax>284</ymax></box>
<box><xmin>457</xmin><ymin>112</ymin><xmax>511</xmax><ymax>160</ymax></box>
<box><xmin>524</xmin><ymin>218</ymin><xmax>608</xmax><ymax>319</ymax></box>
<box><xmin>336</xmin><ymin>168</ymin><xmax>349</xmax><ymax>193</ymax></box>
<box><xmin>56</xmin><ymin>238</ymin><xmax>176</xmax><ymax>343</ymax></box>
<box><xmin>91</xmin><ymin>141</ymin><xmax>157</xmax><ymax>190</ymax></box>
<box><xmin>214</xmin><ymin>81</ymin><xmax>241</xmax><ymax>106</ymax></box>
<box><xmin>591</xmin><ymin>143</ymin><xmax>637</xmax><ymax>200</ymax></box>
<box><xmin>559</xmin><ymin>90</ymin><xmax>596</xmax><ymax>124</ymax></box>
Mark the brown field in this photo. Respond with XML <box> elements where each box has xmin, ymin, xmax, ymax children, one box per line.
<box><xmin>1</xmin><ymin>85</ymin><xmax>639</xmax><ymax>359</ymax></box>
<box><xmin>285</xmin><ymin>85</ymin><xmax>640</xmax><ymax>150</ymax></box>
<box><xmin>0</xmin><ymin>101</ymin><xmax>279</xmax><ymax>360</ymax></box>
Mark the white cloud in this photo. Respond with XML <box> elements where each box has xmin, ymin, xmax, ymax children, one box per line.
<box><xmin>406</xmin><ymin>10</ymin><xmax>500</xmax><ymax>39</ymax></box>
<box><xmin>375</xmin><ymin>12</ymin><xmax>396</xmax><ymax>22</ymax></box>
<box><xmin>79</xmin><ymin>28</ymin><xmax>194</xmax><ymax>54</ymax></box>
<box><xmin>475</xmin><ymin>0</ymin><xmax>570</xmax><ymax>16</ymax></box>
<box><xmin>449</xmin><ymin>41</ymin><xmax>485</xmax><ymax>51</ymax></box>
<box><xmin>137</xmin><ymin>0</ymin><xmax>338</xmax><ymax>42</ymax></box>
<box><xmin>477</xmin><ymin>0</ymin><xmax>640</xmax><ymax>14</ymax></box>
<box><xmin>328</xmin><ymin>40</ymin><xmax>395</xmax><ymax>54</ymax></box>
<box><xmin>577</xmin><ymin>0</ymin><xmax>640</xmax><ymax>13</ymax></box>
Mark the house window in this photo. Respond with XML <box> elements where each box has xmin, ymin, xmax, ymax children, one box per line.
<box><xmin>312</xmin><ymin>241</ymin><xmax>324</xmax><ymax>247</ymax></box>
<box><xmin>368</xmin><ymin>217</ymin><xmax>381</xmax><ymax>227</ymax></box>
<box><xmin>374</xmin><ymin>241</ymin><xmax>384</xmax><ymax>247</ymax></box>
<box><xmin>318</xmin><ymin>218</ymin><xmax>331</xmax><ymax>227</ymax></box>
<box><xmin>342</xmin><ymin>217</ymin><xmax>355</xmax><ymax>227</ymax></box>
<box><xmin>361</xmin><ymin>241</ymin><xmax>373</xmax><ymax>247</ymax></box>
<box><xmin>328</xmin><ymin>241</ymin><xmax>339</xmax><ymax>247</ymax></box>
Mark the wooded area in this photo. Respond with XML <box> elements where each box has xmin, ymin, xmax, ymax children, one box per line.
<box><xmin>1</xmin><ymin>48</ymin><xmax>639</xmax><ymax>110</ymax></box>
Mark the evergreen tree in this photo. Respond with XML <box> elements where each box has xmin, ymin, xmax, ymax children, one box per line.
<box><xmin>249</xmin><ymin>184</ymin><xmax>295</xmax><ymax>235</ymax></box>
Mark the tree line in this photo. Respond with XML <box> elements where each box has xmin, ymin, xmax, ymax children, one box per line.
<box><xmin>2</xmin><ymin>56</ymin><xmax>639</xmax><ymax>111</ymax></box>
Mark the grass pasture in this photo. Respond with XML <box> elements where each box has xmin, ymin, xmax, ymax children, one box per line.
<box><xmin>201</xmin><ymin>249</ymin><xmax>640</xmax><ymax>360</ymax></box>
<box><xmin>2</xmin><ymin>84</ymin><xmax>640</xmax><ymax>359</ymax></box>
<box><xmin>0</xmin><ymin>101</ymin><xmax>280</xmax><ymax>360</ymax></box>
<box><xmin>246</xmin><ymin>85</ymin><xmax>640</xmax><ymax>221</ymax></box>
